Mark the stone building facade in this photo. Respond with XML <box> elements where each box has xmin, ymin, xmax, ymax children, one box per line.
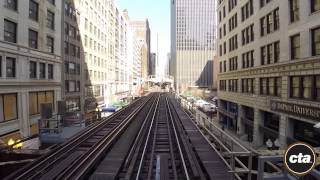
<box><xmin>0</xmin><ymin>0</ymin><xmax>62</xmax><ymax>141</ymax></box>
<box><xmin>217</xmin><ymin>0</ymin><xmax>320</xmax><ymax>149</ymax></box>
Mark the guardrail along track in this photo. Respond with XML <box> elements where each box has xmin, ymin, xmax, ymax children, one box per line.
<box><xmin>4</xmin><ymin>94</ymin><xmax>157</xmax><ymax>180</ymax></box>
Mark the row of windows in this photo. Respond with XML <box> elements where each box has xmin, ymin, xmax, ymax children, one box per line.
<box><xmin>5</xmin><ymin>0</ymin><xmax>55</xmax><ymax>11</ymax></box>
<box><xmin>84</xmin><ymin>53</ymin><xmax>108</xmax><ymax>68</ymax></box>
<box><xmin>242</xmin><ymin>50</ymin><xmax>254</xmax><ymax>69</ymax></box>
<box><xmin>220</xmin><ymin>75</ymin><xmax>320</xmax><ymax>101</ymax></box>
<box><xmin>242</xmin><ymin>78</ymin><xmax>255</xmax><ymax>94</ymax></box>
<box><xmin>228</xmin><ymin>0</ymin><xmax>237</xmax><ymax>12</ymax></box>
<box><xmin>64</xmin><ymin>23</ymin><xmax>80</xmax><ymax>41</ymax></box>
<box><xmin>219</xmin><ymin>60</ymin><xmax>227</xmax><ymax>73</ymax></box>
<box><xmin>65</xmin><ymin>80</ymin><xmax>81</xmax><ymax>93</ymax></box>
<box><xmin>65</xmin><ymin>62</ymin><xmax>80</xmax><ymax>75</ymax></box>
<box><xmin>0</xmin><ymin>56</ymin><xmax>15</xmax><ymax>78</ymax></box>
<box><xmin>241</xmin><ymin>0</ymin><xmax>253</xmax><ymax>22</ymax></box>
<box><xmin>64</xmin><ymin>42</ymin><xmax>81</xmax><ymax>58</ymax></box>
<box><xmin>29</xmin><ymin>91</ymin><xmax>54</xmax><ymax>115</ymax></box>
<box><xmin>219</xmin><ymin>27</ymin><xmax>320</xmax><ymax>67</ymax></box>
<box><xmin>229</xmin><ymin>56</ymin><xmax>238</xmax><ymax>71</ymax></box>
<box><xmin>0</xmin><ymin>91</ymin><xmax>55</xmax><ymax>122</ymax></box>
<box><xmin>84</xmin><ymin>19</ymin><xmax>108</xmax><ymax>43</ymax></box>
<box><xmin>260</xmin><ymin>77</ymin><xmax>281</xmax><ymax>96</ymax></box>
<box><xmin>29</xmin><ymin>61</ymin><xmax>54</xmax><ymax>79</ymax></box>
<box><xmin>260</xmin><ymin>0</ymin><xmax>272</xmax><ymax>8</ymax></box>
<box><xmin>220</xmin><ymin>80</ymin><xmax>227</xmax><ymax>91</ymax></box>
<box><xmin>228</xmin><ymin>79</ymin><xmax>238</xmax><ymax>92</ymax></box>
<box><xmin>260</xmin><ymin>8</ymin><xmax>279</xmax><ymax>37</ymax></box>
<box><xmin>4</xmin><ymin>19</ymin><xmax>55</xmax><ymax>53</ymax></box>
<box><xmin>229</xmin><ymin>34</ymin><xmax>238</xmax><ymax>52</ymax></box>
<box><xmin>64</xmin><ymin>2</ymin><xmax>78</xmax><ymax>21</ymax></box>
<box><xmin>228</xmin><ymin>13</ymin><xmax>237</xmax><ymax>32</ymax></box>
<box><xmin>291</xmin><ymin>75</ymin><xmax>320</xmax><ymax>100</ymax></box>
<box><xmin>242</xmin><ymin>24</ymin><xmax>254</xmax><ymax>45</ymax></box>
<box><xmin>220</xmin><ymin>77</ymin><xmax>281</xmax><ymax>97</ymax></box>
<box><xmin>84</xmin><ymin>36</ymin><xmax>107</xmax><ymax>54</ymax></box>
<box><xmin>261</xmin><ymin>41</ymin><xmax>280</xmax><ymax>65</ymax></box>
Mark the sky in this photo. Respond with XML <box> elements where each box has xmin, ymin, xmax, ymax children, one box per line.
<box><xmin>116</xmin><ymin>0</ymin><xmax>170</xmax><ymax>76</ymax></box>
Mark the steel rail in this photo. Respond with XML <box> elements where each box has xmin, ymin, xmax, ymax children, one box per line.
<box><xmin>4</xmin><ymin>95</ymin><xmax>149</xmax><ymax>180</ymax></box>
<box><xmin>61</xmin><ymin>94</ymin><xmax>159</xmax><ymax>180</ymax></box>
<box><xmin>165</xmin><ymin>96</ymin><xmax>190</xmax><ymax>180</ymax></box>
<box><xmin>134</xmin><ymin>94</ymin><xmax>161</xmax><ymax>180</ymax></box>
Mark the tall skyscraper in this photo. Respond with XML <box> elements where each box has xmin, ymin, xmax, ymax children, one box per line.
<box><xmin>131</xmin><ymin>20</ymin><xmax>151</xmax><ymax>79</ymax></box>
<box><xmin>170</xmin><ymin>0</ymin><xmax>216</xmax><ymax>92</ymax></box>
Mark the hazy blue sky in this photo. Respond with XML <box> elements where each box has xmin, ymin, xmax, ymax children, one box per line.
<box><xmin>116</xmin><ymin>0</ymin><xmax>170</xmax><ymax>75</ymax></box>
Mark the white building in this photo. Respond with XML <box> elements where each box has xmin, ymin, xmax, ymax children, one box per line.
<box><xmin>0</xmin><ymin>0</ymin><xmax>62</xmax><ymax>141</ymax></box>
<box><xmin>217</xmin><ymin>0</ymin><xmax>320</xmax><ymax>149</ymax></box>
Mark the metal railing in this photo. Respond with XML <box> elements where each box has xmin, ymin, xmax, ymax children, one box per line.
<box><xmin>178</xmin><ymin>96</ymin><xmax>253</xmax><ymax>180</ymax></box>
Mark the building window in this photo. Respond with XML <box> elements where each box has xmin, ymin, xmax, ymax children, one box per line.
<box><xmin>290</xmin><ymin>34</ymin><xmax>300</xmax><ymax>59</ymax></box>
<box><xmin>290</xmin><ymin>0</ymin><xmax>299</xmax><ymax>22</ymax></box>
<box><xmin>260</xmin><ymin>8</ymin><xmax>279</xmax><ymax>36</ymax></box>
<box><xmin>228</xmin><ymin>0</ymin><xmax>237</xmax><ymax>12</ymax></box>
<box><xmin>229</xmin><ymin>34</ymin><xmax>238</xmax><ymax>52</ymax></box>
<box><xmin>228</xmin><ymin>79</ymin><xmax>238</xmax><ymax>92</ymax></box>
<box><xmin>47</xmin><ymin>36</ymin><xmax>54</xmax><ymax>53</ymax></box>
<box><xmin>47</xmin><ymin>0</ymin><xmax>55</xmax><ymax>5</ymax></box>
<box><xmin>241</xmin><ymin>0</ymin><xmax>253</xmax><ymax>21</ymax></box>
<box><xmin>29</xmin><ymin>61</ymin><xmax>37</xmax><ymax>78</ymax></box>
<box><xmin>70</xmin><ymin>44</ymin><xmax>76</xmax><ymax>57</ymax></box>
<box><xmin>311</xmin><ymin>0</ymin><xmax>320</xmax><ymax>13</ymax></box>
<box><xmin>290</xmin><ymin>75</ymin><xmax>320</xmax><ymax>100</ymax></box>
<box><xmin>242</xmin><ymin>50</ymin><xmax>254</xmax><ymax>68</ymax></box>
<box><xmin>312</xmin><ymin>27</ymin><xmax>320</xmax><ymax>56</ymax></box>
<box><xmin>241</xmin><ymin>78</ymin><xmax>255</xmax><ymax>94</ymax></box>
<box><xmin>260</xmin><ymin>0</ymin><xmax>273</xmax><ymax>8</ymax></box>
<box><xmin>29</xmin><ymin>0</ymin><xmax>39</xmax><ymax>21</ymax></box>
<box><xmin>5</xmin><ymin>0</ymin><xmax>17</xmax><ymax>11</ymax></box>
<box><xmin>29</xmin><ymin>91</ymin><xmax>54</xmax><ymax>115</ymax></box>
<box><xmin>219</xmin><ymin>80</ymin><xmax>227</xmax><ymax>91</ymax></box>
<box><xmin>260</xmin><ymin>77</ymin><xmax>281</xmax><ymax>96</ymax></box>
<box><xmin>6</xmin><ymin>57</ymin><xmax>15</xmax><ymax>78</ymax></box>
<box><xmin>261</xmin><ymin>41</ymin><xmax>279</xmax><ymax>65</ymax></box>
<box><xmin>39</xmin><ymin>63</ymin><xmax>46</xmax><ymax>79</ymax></box>
<box><xmin>47</xmin><ymin>10</ymin><xmax>55</xmax><ymax>30</ymax></box>
<box><xmin>28</xmin><ymin>29</ymin><xmax>38</xmax><ymax>49</ymax></box>
<box><xmin>228</xmin><ymin>14</ymin><xmax>238</xmax><ymax>32</ymax></box>
<box><xmin>4</xmin><ymin>19</ymin><xmax>17</xmax><ymax>43</ymax></box>
<box><xmin>229</xmin><ymin>56</ymin><xmax>238</xmax><ymax>71</ymax></box>
<box><xmin>0</xmin><ymin>94</ymin><xmax>18</xmax><ymax>122</ymax></box>
<box><xmin>242</xmin><ymin>24</ymin><xmax>254</xmax><ymax>45</ymax></box>
<box><xmin>48</xmin><ymin>64</ymin><xmax>53</xmax><ymax>79</ymax></box>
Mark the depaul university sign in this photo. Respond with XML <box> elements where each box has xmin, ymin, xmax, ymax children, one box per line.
<box><xmin>271</xmin><ymin>100</ymin><xmax>320</xmax><ymax>121</ymax></box>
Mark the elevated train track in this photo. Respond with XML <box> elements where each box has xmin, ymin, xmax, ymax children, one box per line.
<box><xmin>5</xmin><ymin>93</ymin><xmax>232</xmax><ymax>180</ymax></box>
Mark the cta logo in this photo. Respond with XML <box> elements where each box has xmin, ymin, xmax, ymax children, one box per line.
<box><xmin>284</xmin><ymin>142</ymin><xmax>316</xmax><ymax>176</ymax></box>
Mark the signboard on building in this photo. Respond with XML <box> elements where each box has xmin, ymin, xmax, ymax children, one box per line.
<box><xmin>270</xmin><ymin>100</ymin><xmax>320</xmax><ymax>121</ymax></box>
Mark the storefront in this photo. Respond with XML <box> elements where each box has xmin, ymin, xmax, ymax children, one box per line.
<box><xmin>242</xmin><ymin>106</ymin><xmax>254</xmax><ymax>142</ymax></box>
<box><xmin>271</xmin><ymin>100</ymin><xmax>320</xmax><ymax>147</ymax></box>
<box><xmin>259</xmin><ymin>111</ymin><xmax>280</xmax><ymax>145</ymax></box>
<box><xmin>218</xmin><ymin>100</ymin><xmax>238</xmax><ymax>131</ymax></box>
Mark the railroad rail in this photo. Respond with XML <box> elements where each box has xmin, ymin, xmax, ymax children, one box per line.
<box><xmin>5</xmin><ymin>93</ymin><xmax>232</xmax><ymax>180</ymax></box>
<box><xmin>4</xmin><ymin>94</ymin><xmax>157</xmax><ymax>180</ymax></box>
